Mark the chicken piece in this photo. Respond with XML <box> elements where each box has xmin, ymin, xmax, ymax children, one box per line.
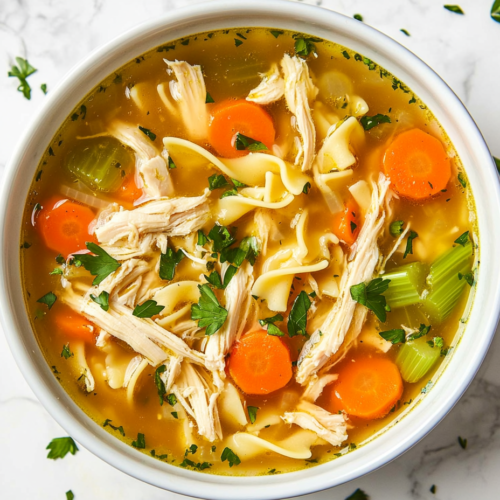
<box><xmin>159</xmin><ymin>60</ymin><xmax>209</xmax><ymax>142</ymax></box>
<box><xmin>205</xmin><ymin>263</ymin><xmax>254</xmax><ymax>386</ymax></box>
<box><xmin>107</xmin><ymin>120</ymin><xmax>173</xmax><ymax>201</ymax></box>
<box><xmin>247</xmin><ymin>63</ymin><xmax>285</xmax><ymax>104</ymax></box>
<box><xmin>171</xmin><ymin>362</ymin><xmax>222</xmax><ymax>442</ymax></box>
<box><xmin>281</xmin><ymin>54</ymin><xmax>318</xmax><ymax>172</ymax></box>
<box><xmin>296</xmin><ymin>175</ymin><xmax>391</xmax><ymax>385</ymax></box>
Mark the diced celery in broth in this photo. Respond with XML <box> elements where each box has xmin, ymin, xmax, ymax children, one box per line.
<box><xmin>19</xmin><ymin>27</ymin><xmax>477</xmax><ymax>476</ymax></box>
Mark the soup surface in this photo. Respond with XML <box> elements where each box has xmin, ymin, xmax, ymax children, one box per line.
<box><xmin>20</xmin><ymin>28</ymin><xmax>477</xmax><ymax>476</ymax></box>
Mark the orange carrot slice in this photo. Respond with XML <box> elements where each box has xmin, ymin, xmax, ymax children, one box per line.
<box><xmin>228</xmin><ymin>329</ymin><xmax>292</xmax><ymax>395</ymax></box>
<box><xmin>332</xmin><ymin>198</ymin><xmax>361</xmax><ymax>246</ymax></box>
<box><xmin>208</xmin><ymin>99</ymin><xmax>275</xmax><ymax>158</ymax></box>
<box><xmin>54</xmin><ymin>311</ymin><xmax>95</xmax><ymax>343</ymax></box>
<box><xmin>383</xmin><ymin>128</ymin><xmax>451</xmax><ymax>200</ymax></box>
<box><xmin>115</xmin><ymin>175</ymin><xmax>143</xmax><ymax>204</ymax></box>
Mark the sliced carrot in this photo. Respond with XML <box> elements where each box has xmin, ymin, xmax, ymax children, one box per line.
<box><xmin>114</xmin><ymin>175</ymin><xmax>143</xmax><ymax>204</ymax></box>
<box><xmin>332</xmin><ymin>356</ymin><xmax>403</xmax><ymax>420</ymax></box>
<box><xmin>383</xmin><ymin>128</ymin><xmax>451</xmax><ymax>201</ymax></box>
<box><xmin>37</xmin><ymin>196</ymin><xmax>97</xmax><ymax>258</ymax></box>
<box><xmin>332</xmin><ymin>198</ymin><xmax>361</xmax><ymax>246</ymax></box>
<box><xmin>208</xmin><ymin>99</ymin><xmax>275</xmax><ymax>158</ymax></box>
<box><xmin>228</xmin><ymin>329</ymin><xmax>292</xmax><ymax>395</ymax></box>
<box><xmin>54</xmin><ymin>311</ymin><xmax>95</xmax><ymax>343</ymax></box>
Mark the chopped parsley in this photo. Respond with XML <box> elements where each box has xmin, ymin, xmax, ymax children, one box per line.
<box><xmin>205</xmin><ymin>92</ymin><xmax>215</xmax><ymax>103</ymax></box>
<box><xmin>90</xmin><ymin>291</ymin><xmax>109</xmax><ymax>311</ymax></box>
<box><xmin>46</xmin><ymin>437</ymin><xmax>79</xmax><ymax>460</ymax></box>
<box><xmin>430</xmin><ymin>485</ymin><xmax>437</xmax><ymax>494</ymax></box>
<box><xmin>287</xmin><ymin>291</ymin><xmax>311</xmax><ymax>337</ymax></box>
<box><xmin>103</xmin><ymin>419</ymin><xmax>125</xmax><ymax>436</ymax></box>
<box><xmin>154</xmin><ymin>364</ymin><xmax>167</xmax><ymax>405</ymax></box>
<box><xmin>492</xmin><ymin>1</ymin><xmax>500</xmax><ymax>22</ymax></box>
<box><xmin>454</xmin><ymin>231</ymin><xmax>469</xmax><ymax>246</ymax></box>
<box><xmin>56</xmin><ymin>254</ymin><xmax>65</xmax><ymax>264</ymax></box>
<box><xmin>345</xmin><ymin>489</ymin><xmax>369</xmax><ymax>500</ymax></box>
<box><xmin>37</xmin><ymin>291</ymin><xmax>57</xmax><ymax>309</ymax></box>
<box><xmin>302</xmin><ymin>182</ymin><xmax>311</xmax><ymax>194</ymax></box>
<box><xmin>168</xmin><ymin>156</ymin><xmax>176</xmax><ymax>169</ymax></box>
<box><xmin>259</xmin><ymin>314</ymin><xmax>284</xmax><ymax>336</ymax></box>
<box><xmin>208</xmin><ymin>174</ymin><xmax>231</xmax><ymax>190</ymax></box>
<box><xmin>408</xmin><ymin>323</ymin><xmax>431</xmax><ymax>340</ymax></box>
<box><xmin>270</xmin><ymin>30</ymin><xmax>284</xmax><ymax>38</ymax></box>
<box><xmin>400</xmin><ymin>29</ymin><xmax>411</xmax><ymax>36</ymax></box>
<box><xmin>191</xmin><ymin>284</ymin><xmax>228</xmax><ymax>336</ymax></box>
<box><xmin>132</xmin><ymin>432</ymin><xmax>146</xmax><ymax>449</ymax></box>
<box><xmin>41</xmin><ymin>83</ymin><xmax>48</xmax><ymax>94</ymax></box>
<box><xmin>458</xmin><ymin>271</ymin><xmax>474</xmax><ymax>286</ymax></box>
<box><xmin>167</xmin><ymin>393</ymin><xmax>177</xmax><ymax>407</ymax></box>
<box><xmin>157</xmin><ymin>44</ymin><xmax>175</xmax><ymax>52</ymax></box>
<box><xmin>350</xmin><ymin>221</ymin><xmax>357</xmax><ymax>233</ymax></box>
<box><xmin>8</xmin><ymin>57</ymin><xmax>37</xmax><ymax>99</ymax></box>
<box><xmin>353</xmin><ymin>14</ymin><xmax>363</xmax><ymax>21</ymax></box>
<box><xmin>220</xmin><ymin>236</ymin><xmax>260</xmax><ymax>267</ymax></box>
<box><xmin>159</xmin><ymin>247</ymin><xmax>184</xmax><ymax>281</ymax></box>
<box><xmin>458</xmin><ymin>436</ymin><xmax>467</xmax><ymax>449</ymax></box>
<box><xmin>138</xmin><ymin>126</ymin><xmax>156</xmax><ymax>141</ymax></box>
<box><xmin>66</xmin><ymin>491</ymin><xmax>74</xmax><ymax>500</ymax></box>
<box><xmin>180</xmin><ymin>458</ymin><xmax>212</xmax><ymax>470</ymax></box>
<box><xmin>171</xmin><ymin>411</ymin><xmax>178</xmax><ymax>419</ymax></box>
<box><xmin>185</xmin><ymin>444</ymin><xmax>198</xmax><ymax>456</ymax></box>
<box><xmin>204</xmin><ymin>265</ymin><xmax>237</xmax><ymax>289</ymax></box>
<box><xmin>458</xmin><ymin>172</ymin><xmax>467</xmax><ymax>188</ymax></box>
<box><xmin>350</xmin><ymin>278</ymin><xmax>391</xmax><ymax>322</ymax></box>
<box><xmin>247</xmin><ymin>406</ymin><xmax>259</xmax><ymax>424</ymax></box>
<box><xmin>444</xmin><ymin>5</ymin><xmax>464</xmax><ymax>14</ymax></box>
<box><xmin>208</xmin><ymin>225</ymin><xmax>236</xmax><ymax>252</ymax></box>
<box><xmin>234</xmin><ymin>38</ymin><xmax>243</xmax><ymax>47</ymax></box>
<box><xmin>342</xmin><ymin>50</ymin><xmax>351</xmax><ymax>59</ymax></box>
<box><xmin>77</xmin><ymin>242</ymin><xmax>121</xmax><ymax>286</ymax></box>
<box><xmin>360</xmin><ymin>114</ymin><xmax>391</xmax><ymax>130</ymax></box>
<box><xmin>427</xmin><ymin>336</ymin><xmax>444</xmax><ymax>348</ymax></box>
<box><xmin>390</xmin><ymin>220</ymin><xmax>405</xmax><ymax>236</ymax></box>
<box><xmin>403</xmin><ymin>231</ymin><xmax>418</xmax><ymax>259</ymax></box>
<box><xmin>235</xmin><ymin>132</ymin><xmax>268</xmax><ymax>152</ymax></box>
<box><xmin>132</xmin><ymin>300</ymin><xmax>165</xmax><ymax>318</ymax></box>
<box><xmin>221</xmin><ymin>447</ymin><xmax>241</xmax><ymax>467</ymax></box>
<box><xmin>294</xmin><ymin>35</ymin><xmax>321</xmax><ymax>57</ymax></box>
<box><xmin>197</xmin><ymin>230</ymin><xmax>209</xmax><ymax>246</ymax></box>
<box><xmin>379</xmin><ymin>328</ymin><xmax>406</xmax><ymax>344</ymax></box>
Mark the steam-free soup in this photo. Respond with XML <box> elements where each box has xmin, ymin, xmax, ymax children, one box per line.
<box><xmin>20</xmin><ymin>28</ymin><xmax>477</xmax><ymax>475</ymax></box>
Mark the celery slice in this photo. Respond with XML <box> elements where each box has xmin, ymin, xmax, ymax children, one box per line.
<box><xmin>421</xmin><ymin>241</ymin><xmax>473</xmax><ymax>323</ymax></box>
<box><xmin>383</xmin><ymin>262</ymin><xmax>429</xmax><ymax>309</ymax></box>
<box><xmin>396</xmin><ymin>337</ymin><xmax>440</xmax><ymax>383</ymax></box>
<box><xmin>66</xmin><ymin>137</ymin><xmax>133</xmax><ymax>192</ymax></box>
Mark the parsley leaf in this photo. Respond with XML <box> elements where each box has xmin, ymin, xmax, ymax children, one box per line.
<box><xmin>345</xmin><ymin>488</ymin><xmax>369</xmax><ymax>500</ymax></box>
<box><xmin>50</xmin><ymin>267</ymin><xmax>63</xmax><ymax>275</ymax></box>
<box><xmin>56</xmin><ymin>254</ymin><xmax>65</xmax><ymax>264</ymax></box>
<box><xmin>444</xmin><ymin>5</ymin><xmax>464</xmax><ymax>14</ymax></box>
<box><xmin>350</xmin><ymin>278</ymin><xmax>391</xmax><ymax>322</ymax></box>
<box><xmin>66</xmin><ymin>491</ymin><xmax>74</xmax><ymax>500</ymax></box>
<box><xmin>204</xmin><ymin>266</ymin><xmax>237</xmax><ymax>289</ymax></box>
<box><xmin>303</xmin><ymin>182</ymin><xmax>311</xmax><ymax>194</ymax></box>
<box><xmin>167</xmin><ymin>393</ymin><xmax>177</xmax><ymax>407</ymax></box>
<box><xmin>400</xmin><ymin>29</ymin><xmax>411</xmax><ymax>36</ymax></box>
<box><xmin>208</xmin><ymin>225</ymin><xmax>236</xmax><ymax>252</ymax></box>
<box><xmin>259</xmin><ymin>314</ymin><xmax>284</xmax><ymax>336</ymax></box>
<box><xmin>132</xmin><ymin>432</ymin><xmax>146</xmax><ymax>449</ymax></box>
<box><xmin>454</xmin><ymin>231</ymin><xmax>469</xmax><ymax>246</ymax></box>
<box><xmin>168</xmin><ymin>156</ymin><xmax>176</xmax><ymax>169</ymax></box>
<box><xmin>235</xmin><ymin>132</ymin><xmax>268</xmax><ymax>152</ymax></box>
<box><xmin>221</xmin><ymin>447</ymin><xmax>241</xmax><ymax>467</ymax></box>
<box><xmin>458</xmin><ymin>172</ymin><xmax>467</xmax><ymax>188</ymax></box>
<box><xmin>220</xmin><ymin>188</ymin><xmax>238</xmax><ymax>198</ymax></box>
<box><xmin>41</xmin><ymin>83</ymin><xmax>48</xmax><ymax>94</ymax></box>
<box><xmin>171</xmin><ymin>411</ymin><xmax>178</xmax><ymax>419</ymax></box>
<box><xmin>220</xmin><ymin>236</ymin><xmax>260</xmax><ymax>267</ymax></box>
<box><xmin>8</xmin><ymin>57</ymin><xmax>37</xmax><ymax>100</ymax></box>
<box><xmin>288</xmin><ymin>291</ymin><xmax>311</xmax><ymax>337</ymax></box>
<box><xmin>138</xmin><ymin>126</ymin><xmax>156</xmax><ymax>141</ymax></box>
<box><xmin>46</xmin><ymin>437</ymin><xmax>79</xmax><ymax>460</ymax></box>
<box><xmin>342</xmin><ymin>50</ymin><xmax>351</xmax><ymax>59</ymax></box>
<box><xmin>403</xmin><ymin>231</ymin><xmax>418</xmax><ymax>259</ymax></box>
<box><xmin>379</xmin><ymin>328</ymin><xmax>406</xmax><ymax>344</ymax></box>
<box><xmin>103</xmin><ymin>419</ymin><xmax>125</xmax><ymax>436</ymax></box>
<box><xmin>180</xmin><ymin>458</ymin><xmax>212</xmax><ymax>470</ymax></box>
<box><xmin>191</xmin><ymin>284</ymin><xmax>228</xmax><ymax>336</ymax></box>
<box><xmin>427</xmin><ymin>336</ymin><xmax>444</xmax><ymax>348</ymax></box>
<box><xmin>208</xmin><ymin>174</ymin><xmax>231</xmax><ymax>190</ymax></box>
<box><xmin>154</xmin><ymin>365</ymin><xmax>167</xmax><ymax>405</ymax></box>
<box><xmin>248</xmin><ymin>406</ymin><xmax>259</xmax><ymax>424</ymax></box>
<box><xmin>390</xmin><ymin>220</ymin><xmax>404</xmax><ymax>236</ymax></box>
<box><xmin>159</xmin><ymin>247</ymin><xmax>184</xmax><ymax>280</ymax></box>
<box><xmin>197</xmin><ymin>230</ymin><xmax>209</xmax><ymax>246</ymax></box>
<box><xmin>37</xmin><ymin>291</ymin><xmax>57</xmax><ymax>309</ymax></box>
<box><xmin>294</xmin><ymin>36</ymin><xmax>321</xmax><ymax>57</ymax></box>
<box><xmin>492</xmin><ymin>0</ymin><xmax>500</xmax><ymax>22</ymax></box>
<box><xmin>206</xmin><ymin>92</ymin><xmax>215</xmax><ymax>103</ymax></box>
<box><xmin>353</xmin><ymin>14</ymin><xmax>363</xmax><ymax>21</ymax></box>
<box><xmin>77</xmin><ymin>242</ymin><xmax>121</xmax><ymax>286</ymax></box>
<box><xmin>270</xmin><ymin>30</ymin><xmax>284</xmax><ymax>38</ymax></box>
<box><xmin>360</xmin><ymin>114</ymin><xmax>391</xmax><ymax>130</ymax></box>
<box><xmin>231</xmin><ymin>178</ymin><xmax>246</xmax><ymax>188</ymax></box>
<box><xmin>458</xmin><ymin>271</ymin><xmax>474</xmax><ymax>286</ymax></box>
<box><xmin>234</xmin><ymin>38</ymin><xmax>243</xmax><ymax>47</ymax></box>
<box><xmin>133</xmin><ymin>300</ymin><xmax>165</xmax><ymax>318</ymax></box>
<box><xmin>458</xmin><ymin>436</ymin><xmax>467</xmax><ymax>449</ymax></box>
<box><xmin>61</xmin><ymin>344</ymin><xmax>73</xmax><ymax>359</ymax></box>
<box><xmin>407</xmin><ymin>323</ymin><xmax>431</xmax><ymax>341</ymax></box>
<box><xmin>90</xmin><ymin>291</ymin><xmax>109</xmax><ymax>311</ymax></box>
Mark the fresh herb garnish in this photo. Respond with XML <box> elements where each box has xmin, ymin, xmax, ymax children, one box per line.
<box><xmin>208</xmin><ymin>174</ymin><xmax>231</xmax><ymax>190</ymax></box>
<box><xmin>206</xmin><ymin>92</ymin><xmax>215</xmax><ymax>103</ymax></box>
<box><xmin>191</xmin><ymin>284</ymin><xmax>228</xmax><ymax>336</ymax></box>
<box><xmin>270</xmin><ymin>30</ymin><xmax>284</xmax><ymax>38</ymax></box>
<box><xmin>197</xmin><ymin>230</ymin><xmax>209</xmax><ymax>246</ymax></box>
<box><xmin>180</xmin><ymin>458</ymin><xmax>212</xmax><ymax>470</ymax></box>
<box><xmin>454</xmin><ymin>231</ymin><xmax>469</xmax><ymax>246</ymax></box>
<box><xmin>294</xmin><ymin>36</ymin><xmax>321</xmax><ymax>57</ymax></box>
<box><xmin>231</xmin><ymin>178</ymin><xmax>246</xmax><ymax>188</ymax></box>
<box><xmin>403</xmin><ymin>231</ymin><xmax>418</xmax><ymax>259</ymax></box>
<box><xmin>8</xmin><ymin>57</ymin><xmax>37</xmax><ymax>99</ymax></box>
<box><xmin>46</xmin><ymin>437</ymin><xmax>79</xmax><ymax>460</ymax></box>
<box><xmin>153</xmin><ymin>365</ymin><xmax>167</xmax><ymax>406</ymax></box>
<box><xmin>458</xmin><ymin>436</ymin><xmax>467</xmax><ymax>449</ymax></box>
<box><xmin>458</xmin><ymin>271</ymin><xmax>474</xmax><ymax>286</ymax></box>
<box><xmin>350</xmin><ymin>278</ymin><xmax>391</xmax><ymax>322</ymax></box>
<box><xmin>220</xmin><ymin>188</ymin><xmax>238</xmax><ymax>198</ymax></box>
<box><xmin>379</xmin><ymin>328</ymin><xmax>406</xmax><ymax>344</ymax></box>
<box><xmin>61</xmin><ymin>344</ymin><xmax>73</xmax><ymax>359</ymax></box>
<box><xmin>103</xmin><ymin>419</ymin><xmax>125</xmax><ymax>436</ymax></box>
<box><xmin>303</xmin><ymin>182</ymin><xmax>311</xmax><ymax>194</ymax></box>
<box><xmin>41</xmin><ymin>83</ymin><xmax>48</xmax><ymax>94</ymax></box>
<box><xmin>430</xmin><ymin>485</ymin><xmax>437</xmax><ymax>494</ymax></box>
<box><xmin>77</xmin><ymin>242</ymin><xmax>121</xmax><ymax>286</ymax></box>
<box><xmin>138</xmin><ymin>126</ymin><xmax>156</xmax><ymax>141</ymax></box>
<box><xmin>185</xmin><ymin>444</ymin><xmax>198</xmax><ymax>456</ymax></box>
<box><xmin>288</xmin><ymin>291</ymin><xmax>311</xmax><ymax>337</ymax></box>
<box><xmin>220</xmin><ymin>236</ymin><xmax>260</xmax><ymax>267</ymax></box>
<box><xmin>390</xmin><ymin>220</ymin><xmax>405</xmax><ymax>236</ymax></box>
<box><xmin>342</xmin><ymin>50</ymin><xmax>351</xmax><ymax>59</ymax></box>
<box><xmin>492</xmin><ymin>0</ymin><xmax>500</xmax><ymax>22</ymax></box>
<box><xmin>167</xmin><ymin>393</ymin><xmax>177</xmax><ymax>407</ymax></box>
<box><xmin>350</xmin><ymin>221</ymin><xmax>357</xmax><ymax>233</ymax></box>
<box><xmin>360</xmin><ymin>114</ymin><xmax>391</xmax><ymax>130</ymax></box>
<box><xmin>353</xmin><ymin>14</ymin><xmax>363</xmax><ymax>21</ymax></box>
<box><xmin>132</xmin><ymin>432</ymin><xmax>146</xmax><ymax>449</ymax></box>
<box><xmin>159</xmin><ymin>247</ymin><xmax>184</xmax><ymax>281</ymax></box>
<box><xmin>234</xmin><ymin>38</ymin><xmax>243</xmax><ymax>47</ymax></box>
<box><xmin>133</xmin><ymin>300</ymin><xmax>165</xmax><ymax>318</ymax></box>
<box><xmin>168</xmin><ymin>156</ymin><xmax>176</xmax><ymax>169</ymax></box>
<box><xmin>66</xmin><ymin>491</ymin><xmax>74</xmax><ymax>500</ymax></box>
<box><xmin>204</xmin><ymin>266</ymin><xmax>237</xmax><ymax>289</ymax></box>
<box><xmin>37</xmin><ymin>291</ymin><xmax>57</xmax><ymax>309</ymax></box>
<box><xmin>235</xmin><ymin>132</ymin><xmax>268</xmax><ymax>151</ymax></box>
<box><xmin>90</xmin><ymin>291</ymin><xmax>109</xmax><ymax>311</ymax></box>
<box><xmin>444</xmin><ymin>5</ymin><xmax>464</xmax><ymax>14</ymax></box>
<box><xmin>208</xmin><ymin>225</ymin><xmax>236</xmax><ymax>252</ymax></box>
<box><xmin>247</xmin><ymin>406</ymin><xmax>259</xmax><ymax>424</ymax></box>
<box><xmin>427</xmin><ymin>337</ymin><xmax>444</xmax><ymax>348</ymax></box>
<box><xmin>171</xmin><ymin>411</ymin><xmax>178</xmax><ymax>419</ymax></box>
<box><xmin>458</xmin><ymin>172</ymin><xmax>467</xmax><ymax>188</ymax></box>
<box><xmin>408</xmin><ymin>323</ymin><xmax>431</xmax><ymax>341</ymax></box>
<box><xmin>400</xmin><ymin>29</ymin><xmax>411</xmax><ymax>36</ymax></box>
<box><xmin>221</xmin><ymin>447</ymin><xmax>241</xmax><ymax>467</ymax></box>
<box><xmin>259</xmin><ymin>314</ymin><xmax>284</xmax><ymax>336</ymax></box>
<box><xmin>56</xmin><ymin>254</ymin><xmax>65</xmax><ymax>264</ymax></box>
<box><xmin>345</xmin><ymin>488</ymin><xmax>369</xmax><ymax>500</ymax></box>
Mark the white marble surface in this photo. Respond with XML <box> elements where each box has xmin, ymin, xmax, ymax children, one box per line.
<box><xmin>1</xmin><ymin>0</ymin><xmax>500</xmax><ymax>498</ymax></box>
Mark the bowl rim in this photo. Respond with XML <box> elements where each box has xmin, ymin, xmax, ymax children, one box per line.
<box><xmin>1</xmin><ymin>1</ymin><xmax>500</xmax><ymax>499</ymax></box>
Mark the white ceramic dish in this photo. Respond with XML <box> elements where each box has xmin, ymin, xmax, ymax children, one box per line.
<box><xmin>1</xmin><ymin>1</ymin><xmax>500</xmax><ymax>499</ymax></box>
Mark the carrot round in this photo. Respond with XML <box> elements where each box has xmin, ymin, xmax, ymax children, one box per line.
<box><xmin>383</xmin><ymin>128</ymin><xmax>451</xmax><ymax>200</ymax></box>
<box><xmin>37</xmin><ymin>196</ymin><xmax>97</xmax><ymax>258</ymax></box>
<box><xmin>54</xmin><ymin>311</ymin><xmax>95</xmax><ymax>343</ymax></box>
<box><xmin>333</xmin><ymin>356</ymin><xmax>403</xmax><ymax>419</ymax></box>
<box><xmin>208</xmin><ymin>99</ymin><xmax>275</xmax><ymax>158</ymax></box>
<box><xmin>332</xmin><ymin>199</ymin><xmax>361</xmax><ymax>246</ymax></box>
<box><xmin>228</xmin><ymin>329</ymin><xmax>292</xmax><ymax>395</ymax></box>
<box><xmin>115</xmin><ymin>175</ymin><xmax>143</xmax><ymax>204</ymax></box>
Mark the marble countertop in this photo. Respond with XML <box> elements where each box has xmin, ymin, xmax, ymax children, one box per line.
<box><xmin>1</xmin><ymin>0</ymin><xmax>500</xmax><ymax>498</ymax></box>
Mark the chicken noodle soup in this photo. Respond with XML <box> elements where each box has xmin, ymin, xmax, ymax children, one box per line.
<box><xmin>21</xmin><ymin>28</ymin><xmax>477</xmax><ymax>475</ymax></box>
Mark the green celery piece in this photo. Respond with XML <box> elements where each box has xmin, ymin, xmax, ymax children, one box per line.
<box><xmin>383</xmin><ymin>262</ymin><xmax>429</xmax><ymax>308</ymax></box>
<box><xmin>396</xmin><ymin>337</ymin><xmax>440</xmax><ymax>383</ymax></box>
<box><xmin>66</xmin><ymin>137</ymin><xmax>133</xmax><ymax>192</ymax></box>
<box><xmin>421</xmin><ymin>241</ymin><xmax>473</xmax><ymax>323</ymax></box>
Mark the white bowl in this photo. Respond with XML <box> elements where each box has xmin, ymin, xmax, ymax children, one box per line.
<box><xmin>1</xmin><ymin>1</ymin><xmax>499</xmax><ymax>498</ymax></box>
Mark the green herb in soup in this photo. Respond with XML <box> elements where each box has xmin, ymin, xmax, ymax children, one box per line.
<box><xmin>21</xmin><ymin>27</ymin><xmax>477</xmax><ymax>476</ymax></box>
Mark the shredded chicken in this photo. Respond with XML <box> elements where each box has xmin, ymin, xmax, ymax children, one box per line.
<box><xmin>247</xmin><ymin>63</ymin><xmax>285</xmax><ymax>104</ymax></box>
<box><xmin>281</xmin><ymin>54</ymin><xmax>318</xmax><ymax>172</ymax></box>
<box><xmin>296</xmin><ymin>174</ymin><xmax>391</xmax><ymax>385</ymax></box>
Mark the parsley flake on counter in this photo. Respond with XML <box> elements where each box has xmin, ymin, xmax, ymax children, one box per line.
<box><xmin>103</xmin><ymin>419</ymin><xmax>125</xmax><ymax>436</ymax></box>
<box><xmin>345</xmin><ymin>488</ymin><xmax>369</xmax><ymax>500</ymax></box>
<box><xmin>458</xmin><ymin>436</ymin><xmax>467</xmax><ymax>449</ymax></box>
<box><xmin>191</xmin><ymin>284</ymin><xmax>228</xmax><ymax>336</ymax></box>
<box><xmin>138</xmin><ymin>126</ymin><xmax>156</xmax><ymax>141</ymax></box>
<box><xmin>259</xmin><ymin>313</ymin><xmax>284</xmax><ymax>336</ymax></box>
<box><xmin>78</xmin><ymin>242</ymin><xmax>121</xmax><ymax>285</ymax></box>
<box><xmin>444</xmin><ymin>5</ymin><xmax>464</xmax><ymax>14</ymax></box>
<box><xmin>133</xmin><ymin>300</ymin><xmax>164</xmax><ymax>318</ymax></box>
<box><xmin>90</xmin><ymin>290</ymin><xmax>109</xmax><ymax>311</ymax></box>
<box><xmin>492</xmin><ymin>0</ymin><xmax>500</xmax><ymax>22</ymax></box>
<box><xmin>350</xmin><ymin>278</ymin><xmax>391</xmax><ymax>322</ymax></box>
<box><xmin>400</xmin><ymin>29</ymin><xmax>411</xmax><ymax>36</ymax></box>
<box><xmin>221</xmin><ymin>447</ymin><xmax>241</xmax><ymax>467</ymax></box>
<box><xmin>430</xmin><ymin>485</ymin><xmax>437</xmax><ymax>494</ymax></box>
<box><xmin>46</xmin><ymin>436</ymin><xmax>79</xmax><ymax>460</ymax></box>
<box><xmin>353</xmin><ymin>14</ymin><xmax>363</xmax><ymax>21</ymax></box>
<box><xmin>454</xmin><ymin>231</ymin><xmax>469</xmax><ymax>246</ymax></box>
<box><xmin>66</xmin><ymin>491</ymin><xmax>75</xmax><ymax>500</ymax></box>
<box><xmin>41</xmin><ymin>83</ymin><xmax>48</xmax><ymax>94</ymax></box>
<box><xmin>379</xmin><ymin>328</ymin><xmax>406</xmax><ymax>344</ymax></box>
<box><xmin>247</xmin><ymin>406</ymin><xmax>259</xmax><ymax>424</ymax></box>
<box><xmin>159</xmin><ymin>247</ymin><xmax>184</xmax><ymax>281</ymax></box>
<box><xmin>235</xmin><ymin>132</ymin><xmax>268</xmax><ymax>151</ymax></box>
<box><xmin>390</xmin><ymin>220</ymin><xmax>405</xmax><ymax>236</ymax></box>
<box><xmin>360</xmin><ymin>114</ymin><xmax>391</xmax><ymax>130</ymax></box>
<box><xmin>8</xmin><ymin>57</ymin><xmax>37</xmax><ymax>99</ymax></box>
<box><xmin>403</xmin><ymin>230</ymin><xmax>418</xmax><ymax>259</ymax></box>
<box><xmin>132</xmin><ymin>432</ymin><xmax>146</xmax><ymax>449</ymax></box>
<box><xmin>37</xmin><ymin>291</ymin><xmax>57</xmax><ymax>310</ymax></box>
<box><xmin>288</xmin><ymin>291</ymin><xmax>311</xmax><ymax>337</ymax></box>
